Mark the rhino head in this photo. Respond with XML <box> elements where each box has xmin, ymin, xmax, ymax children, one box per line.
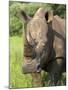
<box><xmin>17</xmin><ymin>8</ymin><xmax>54</xmax><ymax>73</ymax></box>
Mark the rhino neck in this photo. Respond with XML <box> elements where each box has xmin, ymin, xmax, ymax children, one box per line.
<box><xmin>46</xmin><ymin>23</ymin><xmax>54</xmax><ymax>58</ymax></box>
<box><xmin>40</xmin><ymin>23</ymin><xmax>54</xmax><ymax>69</ymax></box>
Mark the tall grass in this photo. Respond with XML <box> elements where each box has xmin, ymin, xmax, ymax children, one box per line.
<box><xmin>10</xmin><ymin>36</ymin><xmax>32</xmax><ymax>88</ymax></box>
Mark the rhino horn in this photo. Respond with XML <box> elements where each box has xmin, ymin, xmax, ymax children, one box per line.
<box><xmin>34</xmin><ymin>8</ymin><xmax>46</xmax><ymax>19</ymax></box>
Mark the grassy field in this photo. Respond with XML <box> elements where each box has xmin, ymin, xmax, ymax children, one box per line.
<box><xmin>10</xmin><ymin>36</ymin><xmax>33</xmax><ymax>88</ymax></box>
<box><xmin>10</xmin><ymin>36</ymin><xmax>66</xmax><ymax>88</ymax></box>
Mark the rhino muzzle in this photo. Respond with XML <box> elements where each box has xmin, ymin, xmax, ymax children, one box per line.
<box><xmin>22</xmin><ymin>59</ymin><xmax>41</xmax><ymax>74</ymax></box>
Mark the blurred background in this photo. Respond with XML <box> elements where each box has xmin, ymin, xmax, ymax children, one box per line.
<box><xmin>9</xmin><ymin>1</ymin><xmax>66</xmax><ymax>88</ymax></box>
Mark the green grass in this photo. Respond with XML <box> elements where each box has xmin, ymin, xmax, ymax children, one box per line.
<box><xmin>10</xmin><ymin>36</ymin><xmax>32</xmax><ymax>88</ymax></box>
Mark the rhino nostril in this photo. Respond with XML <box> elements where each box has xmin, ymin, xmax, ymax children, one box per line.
<box><xmin>36</xmin><ymin>64</ymin><xmax>41</xmax><ymax>72</ymax></box>
<box><xmin>37</xmin><ymin>65</ymin><xmax>40</xmax><ymax>69</ymax></box>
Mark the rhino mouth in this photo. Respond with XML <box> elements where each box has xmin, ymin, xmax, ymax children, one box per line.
<box><xmin>22</xmin><ymin>59</ymin><xmax>41</xmax><ymax>74</ymax></box>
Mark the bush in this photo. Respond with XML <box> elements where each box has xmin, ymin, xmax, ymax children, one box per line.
<box><xmin>9</xmin><ymin>2</ymin><xmax>23</xmax><ymax>36</ymax></box>
<box><xmin>10</xmin><ymin>16</ymin><xmax>22</xmax><ymax>36</ymax></box>
<box><xmin>48</xmin><ymin>4</ymin><xmax>66</xmax><ymax>18</ymax></box>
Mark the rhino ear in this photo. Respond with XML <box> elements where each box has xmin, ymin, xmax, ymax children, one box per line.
<box><xmin>17</xmin><ymin>10</ymin><xmax>31</xmax><ymax>23</ymax></box>
<box><xmin>45</xmin><ymin>11</ymin><xmax>53</xmax><ymax>23</ymax></box>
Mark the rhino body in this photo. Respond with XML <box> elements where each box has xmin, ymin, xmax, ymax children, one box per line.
<box><xmin>17</xmin><ymin>8</ymin><xmax>66</xmax><ymax>86</ymax></box>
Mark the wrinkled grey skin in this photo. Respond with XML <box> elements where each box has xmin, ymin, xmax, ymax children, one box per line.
<box><xmin>17</xmin><ymin>8</ymin><xmax>66</xmax><ymax>86</ymax></box>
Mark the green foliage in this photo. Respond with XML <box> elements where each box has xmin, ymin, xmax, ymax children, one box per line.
<box><xmin>21</xmin><ymin>3</ymin><xmax>51</xmax><ymax>17</ymax></box>
<box><xmin>10</xmin><ymin>16</ymin><xmax>22</xmax><ymax>36</ymax></box>
<box><xmin>9</xmin><ymin>2</ymin><xmax>22</xmax><ymax>16</ymax></box>
<box><xmin>9</xmin><ymin>2</ymin><xmax>23</xmax><ymax>36</ymax></box>
<box><xmin>48</xmin><ymin>4</ymin><xmax>66</xmax><ymax>18</ymax></box>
